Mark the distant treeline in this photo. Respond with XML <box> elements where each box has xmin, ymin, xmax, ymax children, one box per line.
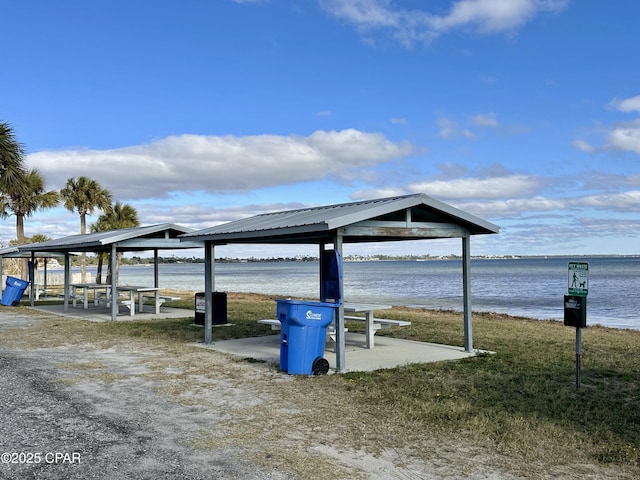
<box><xmin>68</xmin><ymin>252</ymin><xmax>636</xmax><ymax>267</ymax></box>
<box><xmin>78</xmin><ymin>255</ymin><xmax>321</xmax><ymax>266</ymax></box>
<box><xmin>111</xmin><ymin>254</ymin><xmax>463</xmax><ymax>265</ymax></box>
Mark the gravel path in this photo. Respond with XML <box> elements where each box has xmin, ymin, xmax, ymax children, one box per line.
<box><xmin>0</xmin><ymin>310</ymin><xmax>291</xmax><ymax>480</ymax></box>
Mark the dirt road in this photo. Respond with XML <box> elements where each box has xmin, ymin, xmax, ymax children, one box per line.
<box><xmin>0</xmin><ymin>310</ymin><xmax>294</xmax><ymax>480</ymax></box>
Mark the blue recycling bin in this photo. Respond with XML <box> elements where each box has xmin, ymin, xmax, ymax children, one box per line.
<box><xmin>1</xmin><ymin>276</ymin><xmax>31</xmax><ymax>306</ymax></box>
<box><xmin>276</xmin><ymin>299</ymin><xmax>336</xmax><ymax>375</ymax></box>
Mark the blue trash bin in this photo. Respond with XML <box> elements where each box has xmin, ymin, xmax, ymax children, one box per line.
<box><xmin>276</xmin><ymin>299</ymin><xmax>336</xmax><ymax>375</ymax></box>
<box><xmin>1</xmin><ymin>276</ymin><xmax>31</xmax><ymax>306</ymax></box>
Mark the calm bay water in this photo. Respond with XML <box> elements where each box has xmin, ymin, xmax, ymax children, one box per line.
<box><xmin>79</xmin><ymin>256</ymin><xmax>640</xmax><ymax>330</ymax></box>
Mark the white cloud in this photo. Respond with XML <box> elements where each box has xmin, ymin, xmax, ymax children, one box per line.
<box><xmin>581</xmin><ymin>190</ymin><xmax>640</xmax><ymax>211</ymax></box>
<box><xmin>427</xmin><ymin>0</ymin><xmax>567</xmax><ymax>35</ymax></box>
<box><xmin>609</xmin><ymin>95</ymin><xmax>640</xmax><ymax>113</ymax></box>
<box><xmin>320</xmin><ymin>0</ymin><xmax>399</xmax><ymax>28</ymax></box>
<box><xmin>408</xmin><ymin>175</ymin><xmax>542</xmax><ymax>200</ymax></box>
<box><xmin>606</xmin><ymin>120</ymin><xmax>640</xmax><ymax>154</ymax></box>
<box><xmin>455</xmin><ymin>196</ymin><xmax>567</xmax><ymax>217</ymax></box>
<box><xmin>350</xmin><ymin>173</ymin><xmax>544</xmax><ymax>204</ymax></box>
<box><xmin>140</xmin><ymin>201</ymin><xmax>311</xmax><ymax>231</ymax></box>
<box><xmin>26</xmin><ymin>129</ymin><xmax>414</xmax><ymax>200</ymax></box>
<box><xmin>472</xmin><ymin>113</ymin><xmax>498</xmax><ymax>127</ymax></box>
<box><xmin>277</xmin><ymin>179</ymin><xmax>640</xmax><ymax>230</ymax></box>
<box><xmin>572</xmin><ymin>139</ymin><xmax>596</xmax><ymax>153</ymax></box>
<box><xmin>436</xmin><ymin>118</ymin><xmax>458</xmax><ymax>138</ymax></box>
<box><xmin>453</xmin><ymin>190</ymin><xmax>640</xmax><ymax>218</ymax></box>
<box><xmin>437</xmin><ymin>113</ymin><xmax>514</xmax><ymax>139</ymax></box>
<box><xmin>576</xmin><ymin>95</ymin><xmax>640</xmax><ymax>155</ymax></box>
<box><xmin>349</xmin><ymin>172</ymin><xmax>640</xmax><ymax>220</ymax></box>
<box><xmin>437</xmin><ymin>117</ymin><xmax>476</xmax><ymax>139</ymax></box>
<box><xmin>577</xmin><ymin>217</ymin><xmax>640</xmax><ymax>237</ymax></box>
<box><xmin>390</xmin><ymin>117</ymin><xmax>408</xmax><ymax>125</ymax></box>
<box><xmin>320</xmin><ymin>0</ymin><xmax>569</xmax><ymax>46</ymax></box>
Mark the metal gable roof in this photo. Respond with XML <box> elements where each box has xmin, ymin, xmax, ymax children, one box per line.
<box><xmin>180</xmin><ymin>194</ymin><xmax>499</xmax><ymax>244</ymax></box>
<box><xmin>10</xmin><ymin>223</ymin><xmax>203</xmax><ymax>254</ymax></box>
<box><xmin>0</xmin><ymin>245</ymin><xmax>68</xmax><ymax>258</ymax></box>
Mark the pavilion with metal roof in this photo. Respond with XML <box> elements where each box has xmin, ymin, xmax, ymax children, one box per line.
<box><xmin>0</xmin><ymin>245</ymin><xmax>69</xmax><ymax>298</ymax></box>
<box><xmin>1</xmin><ymin>223</ymin><xmax>202</xmax><ymax>320</ymax></box>
<box><xmin>180</xmin><ymin>193</ymin><xmax>499</xmax><ymax>372</ymax></box>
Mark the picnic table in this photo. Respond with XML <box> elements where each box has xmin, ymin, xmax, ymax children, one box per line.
<box><xmin>68</xmin><ymin>283</ymin><xmax>111</xmax><ymax>309</ymax></box>
<box><xmin>116</xmin><ymin>286</ymin><xmax>161</xmax><ymax>316</ymax></box>
<box><xmin>344</xmin><ymin>302</ymin><xmax>403</xmax><ymax>349</ymax></box>
<box><xmin>258</xmin><ymin>302</ymin><xmax>410</xmax><ymax>349</ymax></box>
<box><xmin>65</xmin><ymin>284</ymin><xmax>177</xmax><ymax>317</ymax></box>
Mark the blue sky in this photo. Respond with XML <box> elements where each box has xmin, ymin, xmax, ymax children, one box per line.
<box><xmin>2</xmin><ymin>0</ymin><xmax>640</xmax><ymax>258</ymax></box>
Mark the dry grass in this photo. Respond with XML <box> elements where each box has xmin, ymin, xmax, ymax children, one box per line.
<box><xmin>2</xmin><ymin>294</ymin><xmax>640</xmax><ymax>478</ymax></box>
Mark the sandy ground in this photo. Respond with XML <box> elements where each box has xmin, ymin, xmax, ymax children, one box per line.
<box><xmin>0</xmin><ymin>308</ymin><xmax>628</xmax><ymax>479</ymax></box>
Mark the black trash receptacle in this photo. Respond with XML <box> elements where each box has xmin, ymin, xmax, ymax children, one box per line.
<box><xmin>194</xmin><ymin>291</ymin><xmax>227</xmax><ymax>326</ymax></box>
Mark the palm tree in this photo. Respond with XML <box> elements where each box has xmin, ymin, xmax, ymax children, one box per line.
<box><xmin>60</xmin><ymin>176</ymin><xmax>113</xmax><ymax>282</ymax></box>
<box><xmin>26</xmin><ymin>233</ymin><xmax>51</xmax><ymax>243</ymax></box>
<box><xmin>0</xmin><ymin>121</ymin><xmax>27</xmax><ymax>198</ymax></box>
<box><xmin>91</xmin><ymin>201</ymin><xmax>139</xmax><ymax>284</ymax></box>
<box><xmin>0</xmin><ymin>168</ymin><xmax>59</xmax><ymax>278</ymax></box>
<box><xmin>1</xmin><ymin>168</ymin><xmax>60</xmax><ymax>244</ymax></box>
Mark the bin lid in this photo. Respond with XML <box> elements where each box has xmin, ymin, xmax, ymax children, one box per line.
<box><xmin>275</xmin><ymin>298</ymin><xmax>339</xmax><ymax>308</ymax></box>
<box><xmin>6</xmin><ymin>276</ymin><xmax>30</xmax><ymax>288</ymax></box>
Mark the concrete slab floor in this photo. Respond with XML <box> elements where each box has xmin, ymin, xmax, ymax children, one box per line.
<box><xmin>26</xmin><ymin>304</ymin><xmax>484</xmax><ymax>373</ymax></box>
<box><xmin>198</xmin><ymin>332</ymin><xmax>481</xmax><ymax>373</ymax></box>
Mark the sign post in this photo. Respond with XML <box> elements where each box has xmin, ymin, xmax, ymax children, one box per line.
<box><xmin>565</xmin><ymin>262</ymin><xmax>588</xmax><ymax>388</ymax></box>
<box><xmin>576</xmin><ymin>326</ymin><xmax>582</xmax><ymax>387</ymax></box>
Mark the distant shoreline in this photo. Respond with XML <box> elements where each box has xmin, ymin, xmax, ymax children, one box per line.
<box><xmin>64</xmin><ymin>253</ymin><xmax>640</xmax><ymax>267</ymax></box>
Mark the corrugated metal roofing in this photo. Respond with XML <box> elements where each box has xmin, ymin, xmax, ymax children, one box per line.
<box><xmin>9</xmin><ymin>223</ymin><xmax>202</xmax><ymax>254</ymax></box>
<box><xmin>181</xmin><ymin>193</ymin><xmax>499</xmax><ymax>244</ymax></box>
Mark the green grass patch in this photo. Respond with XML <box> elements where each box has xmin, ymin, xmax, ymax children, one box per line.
<box><xmin>85</xmin><ymin>292</ymin><xmax>279</xmax><ymax>342</ymax></box>
<box><xmin>340</xmin><ymin>309</ymin><xmax>640</xmax><ymax>468</ymax></box>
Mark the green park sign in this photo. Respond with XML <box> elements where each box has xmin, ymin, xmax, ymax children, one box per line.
<box><xmin>568</xmin><ymin>261</ymin><xmax>589</xmax><ymax>296</ymax></box>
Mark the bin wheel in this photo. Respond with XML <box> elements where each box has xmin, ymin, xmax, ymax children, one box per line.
<box><xmin>312</xmin><ymin>357</ymin><xmax>329</xmax><ymax>376</ymax></box>
<box><xmin>11</xmin><ymin>300</ymin><xmax>19</xmax><ymax>307</ymax></box>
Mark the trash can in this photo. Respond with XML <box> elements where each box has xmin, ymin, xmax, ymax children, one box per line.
<box><xmin>1</xmin><ymin>276</ymin><xmax>31</xmax><ymax>306</ymax></box>
<box><xmin>276</xmin><ymin>299</ymin><xmax>335</xmax><ymax>375</ymax></box>
<box><xmin>194</xmin><ymin>291</ymin><xmax>227</xmax><ymax>326</ymax></box>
